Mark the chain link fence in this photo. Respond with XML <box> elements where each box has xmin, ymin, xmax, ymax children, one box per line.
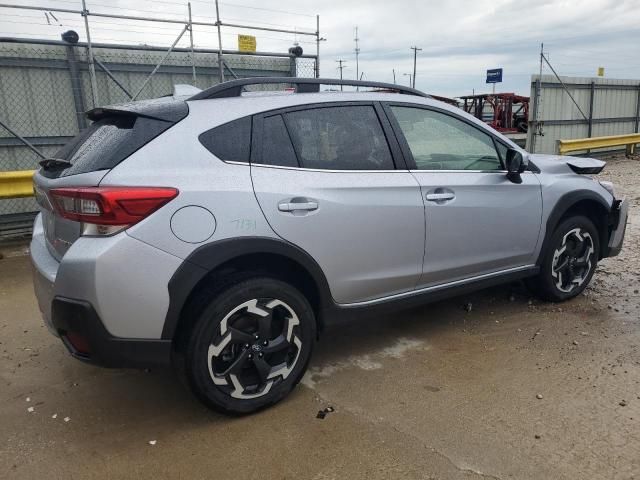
<box><xmin>0</xmin><ymin>39</ymin><xmax>316</xmax><ymax>236</ymax></box>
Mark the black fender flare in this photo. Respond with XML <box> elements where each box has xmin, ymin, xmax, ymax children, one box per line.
<box><xmin>537</xmin><ymin>189</ymin><xmax>612</xmax><ymax>265</ymax></box>
<box><xmin>162</xmin><ymin>236</ymin><xmax>333</xmax><ymax>340</ymax></box>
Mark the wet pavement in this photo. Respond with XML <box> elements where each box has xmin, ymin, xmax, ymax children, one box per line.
<box><xmin>1</xmin><ymin>157</ymin><xmax>638</xmax><ymax>479</ymax></box>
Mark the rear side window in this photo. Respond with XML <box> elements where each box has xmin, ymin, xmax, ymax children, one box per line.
<box><xmin>199</xmin><ymin>116</ymin><xmax>252</xmax><ymax>162</ymax></box>
<box><xmin>261</xmin><ymin>115</ymin><xmax>298</xmax><ymax>167</ymax></box>
<box><xmin>276</xmin><ymin>106</ymin><xmax>394</xmax><ymax>170</ymax></box>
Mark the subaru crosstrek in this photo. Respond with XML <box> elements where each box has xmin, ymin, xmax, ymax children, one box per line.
<box><xmin>31</xmin><ymin>78</ymin><xmax>628</xmax><ymax>414</ymax></box>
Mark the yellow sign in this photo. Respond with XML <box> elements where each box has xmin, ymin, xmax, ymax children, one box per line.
<box><xmin>597</xmin><ymin>67</ymin><xmax>605</xmax><ymax>77</ymax></box>
<box><xmin>238</xmin><ymin>35</ymin><xmax>256</xmax><ymax>53</ymax></box>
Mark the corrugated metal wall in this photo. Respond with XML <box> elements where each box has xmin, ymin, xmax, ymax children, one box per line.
<box><xmin>527</xmin><ymin>74</ymin><xmax>640</xmax><ymax>154</ymax></box>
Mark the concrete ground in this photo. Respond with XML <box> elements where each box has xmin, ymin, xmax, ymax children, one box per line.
<box><xmin>1</xmin><ymin>157</ymin><xmax>639</xmax><ymax>480</ymax></box>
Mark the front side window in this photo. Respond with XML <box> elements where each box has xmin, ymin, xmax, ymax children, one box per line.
<box><xmin>390</xmin><ymin>106</ymin><xmax>502</xmax><ymax>171</ymax></box>
<box><xmin>283</xmin><ymin>106</ymin><xmax>395</xmax><ymax>170</ymax></box>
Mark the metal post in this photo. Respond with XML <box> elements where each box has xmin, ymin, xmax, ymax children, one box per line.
<box><xmin>132</xmin><ymin>24</ymin><xmax>189</xmax><ymax>100</ymax></box>
<box><xmin>81</xmin><ymin>0</ymin><xmax>99</xmax><ymax>108</ymax></box>
<box><xmin>289</xmin><ymin>55</ymin><xmax>297</xmax><ymax>77</ymax></box>
<box><xmin>215</xmin><ymin>0</ymin><xmax>225</xmax><ymax>83</ymax></box>
<box><xmin>588</xmin><ymin>81</ymin><xmax>595</xmax><ymax>138</ymax></box>
<box><xmin>188</xmin><ymin>2</ymin><xmax>196</xmax><ymax>86</ymax></box>
<box><xmin>64</xmin><ymin>42</ymin><xmax>87</xmax><ymax>130</ymax></box>
<box><xmin>316</xmin><ymin>15</ymin><xmax>320</xmax><ymax>78</ymax></box>
<box><xmin>0</xmin><ymin>118</ymin><xmax>45</xmax><ymax>159</ymax></box>
<box><xmin>531</xmin><ymin>43</ymin><xmax>543</xmax><ymax>153</ymax></box>
<box><xmin>635</xmin><ymin>84</ymin><xmax>640</xmax><ymax>133</ymax></box>
<box><xmin>221</xmin><ymin>59</ymin><xmax>239</xmax><ymax>79</ymax></box>
<box><xmin>94</xmin><ymin>58</ymin><xmax>133</xmax><ymax>99</ymax></box>
<box><xmin>531</xmin><ymin>78</ymin><xmax>541</xmax><ymax>153</ymax></box>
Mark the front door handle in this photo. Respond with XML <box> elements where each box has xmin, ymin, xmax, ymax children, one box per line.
<box><xmin>278</xmin><ymin>200</ymin><xmax>319</xmax><ymax>212</ymax></box>
<box><xmin>425</xmin><ymin>192</ymin><xmax>455</xmax><ymax>202</ymax></box>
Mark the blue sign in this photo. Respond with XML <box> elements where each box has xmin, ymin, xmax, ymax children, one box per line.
<box><xmin>486</xmin><ymin>68</ymin><xmax>503</xmax><ymax>84</ymax></box>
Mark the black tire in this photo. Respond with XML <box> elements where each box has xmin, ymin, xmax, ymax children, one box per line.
<box><xmin>184</xmin><ymin>276</ymin><xmax>316</xmax><ymax>415</ymax></box>
<box><xmin>527</xmin><ymin>215</ymin><xmax>600</xmax><ymax>302</ymax></box>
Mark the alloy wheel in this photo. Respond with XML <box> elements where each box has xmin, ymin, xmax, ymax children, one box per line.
<box><xmin>207</xmin><ymin>298</ymin><xmax>302</xmax><ymax>399</ymax></box>
<box><xmin>551</xmin><ymin>227</ymin><xmax>595</xmax><ymax>293</ymax></box>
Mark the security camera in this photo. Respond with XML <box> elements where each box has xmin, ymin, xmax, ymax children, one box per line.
<box><xmin>61</xmin><ymin>30</ymin><xmax>80</xmax><ymax>44</ymax></box>
<box><xmin>288</xmin><ymin>46</ymin><xmax>303</xmax><ymax>57</ymax></box>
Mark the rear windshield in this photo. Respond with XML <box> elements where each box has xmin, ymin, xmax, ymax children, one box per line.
<box><xmin>41</xmin><ymin>100</ymin><xmax>188</xmax><ymax>178</ymax></box>
<box><xmin>57</xmin><ymin>116</ymin><xmax>134</xmax><ymax>172</ymax></box>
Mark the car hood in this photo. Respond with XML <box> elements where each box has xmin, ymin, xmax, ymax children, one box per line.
<box><xmin>528</xmin><ymin>153</ymin><xmax>606</xmax><ymax>175</ymax></box>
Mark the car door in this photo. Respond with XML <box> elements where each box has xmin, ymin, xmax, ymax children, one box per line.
<box><xmin>384</xmin><ymin>103</ymin><xmax>543</xmax><ymax>288</ymax></box>
<box><xmin>250</xmin><ymin>102</ymin><xmax>425</xmax><ymax>304</ymax></box>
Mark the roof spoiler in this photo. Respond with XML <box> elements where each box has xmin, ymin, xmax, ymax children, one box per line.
<box><xmin>86</xmin><ymin>96</ymin><xmax>189</xmax><ymax>123</ymax></box>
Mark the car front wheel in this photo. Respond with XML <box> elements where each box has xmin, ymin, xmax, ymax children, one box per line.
<box><xmin>528</xmin><ymin>215</ymin><xmax>600</xmax><ymax>302</ymax></box>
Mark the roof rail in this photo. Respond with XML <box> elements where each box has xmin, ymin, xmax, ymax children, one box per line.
<box><xmin>188</xmin><ymin>77</ymin><xmax>430</xmax><ymax>100</ymax></box>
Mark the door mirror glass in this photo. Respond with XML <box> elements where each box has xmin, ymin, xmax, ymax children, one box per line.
<box><xmin>505</xmin><ymin>149</ymin><xmax>526</xmax><ymax>183</ymax></box>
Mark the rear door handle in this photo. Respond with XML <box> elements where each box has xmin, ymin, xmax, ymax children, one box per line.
<box><xmin>425</xmin><ymin>192</ymin><xmax>455</xmax><ymax>202</ymax></box>
<box><xmin>278</xmin><ymin>200</ymin><xmax>319</xmax><ymax>212</ymax></box>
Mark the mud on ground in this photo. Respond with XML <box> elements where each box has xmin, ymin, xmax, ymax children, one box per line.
<box><xmin>0</xmin><ymin>156</ymin><xmax>638</xmax><ymax>479</ymax></box>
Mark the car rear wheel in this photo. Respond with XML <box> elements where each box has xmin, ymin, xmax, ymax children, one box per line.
<box><xmin>184</xmin><ymin>276</ymin><xmax>315</xmax><ymax>414</ymax></box>
<box><xmin>528</xmin><ymin>215</ymin><xmax>600</xmax><ymax>302</ymax></box>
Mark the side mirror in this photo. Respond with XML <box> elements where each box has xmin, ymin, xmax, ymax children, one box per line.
<box><xmin>505</xmin><ymin>149</ymin><xmax>526</xmax><ymax>184</ymax></box>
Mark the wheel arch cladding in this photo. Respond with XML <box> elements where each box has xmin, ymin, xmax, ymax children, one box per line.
<box><xmin>541</xmin><ymin>189</ymin><xmax>611</xmax><ymax>263</ymax></box>
<box><xmin>163</xmin><ymin>237</ymin><xmax>333</xmax><ymax>343</ymax></box>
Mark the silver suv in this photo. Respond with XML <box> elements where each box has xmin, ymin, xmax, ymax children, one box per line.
<box><xmin>31</xmin><ymin>78</ymin><xmax>628</xmax><ymax>414</ymax></box>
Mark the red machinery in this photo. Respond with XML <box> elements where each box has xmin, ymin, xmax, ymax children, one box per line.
<box><xmin>460</xmin><ymin>93</ymin><xmax>529</xmax><ymax>133</ymax></box>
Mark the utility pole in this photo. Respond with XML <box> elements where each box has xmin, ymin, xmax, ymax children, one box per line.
<box><xmin>336</xmin><ymin>59</ymin><xmax>347</xmax><ymax>91</ymax></box>
<box><xmin>410</xmin><ymin>45</ymin><xmax>421</xmax><ymax>88</ymax></box>
<box><xmin>532</xmin><ymin>42</ymin><xmax>544</xmax><ymax>153</ymax></box>
<box><xmin>393</xmin><ymin>69</ymin><xmax>396</xmax><ymax>84</ymax></box>
<box><xmin>354</xmin><ymin>26</ymin><xmax>360</xmax><ymax>84</ymax></box>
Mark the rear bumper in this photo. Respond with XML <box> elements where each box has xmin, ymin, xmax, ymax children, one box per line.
<box><xmin>30</xmin><ymin>213</ymin><xmax>173</xmax><ymax>368</ymax></box>
<box><xmin>51</xmin><ymin>297</ymin><xmax>172</xmax><ymax>368</ymax></box>
<box><xmin>30</xmin><ymin>214</ymin><xmax>58</xmax><ymax>335</ymax></box>
<box><xmin>605</xmin><ymin>198</ymin><xmax>628</xmax><ymax>258</ymax></box>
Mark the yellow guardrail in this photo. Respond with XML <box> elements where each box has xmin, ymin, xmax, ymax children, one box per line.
<box><xmin>558</xmin><ymin>133</ymin><xmax>640</xmax><ymax>156</ymax></box>
<box><xmin>0</xmin><ymin>170</ymin><xmax>35</xmax><ymax>199</ymax></box>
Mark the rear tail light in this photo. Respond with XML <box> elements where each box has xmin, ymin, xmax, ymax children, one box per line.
<box><xmin>49</xmin><ymin>187</ymin><xmax>178</xmax><ymax>235</ymax></box>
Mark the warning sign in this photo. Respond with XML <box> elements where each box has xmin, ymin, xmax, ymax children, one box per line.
<box><xmin>238</xmin><ymin>35</ymin><xmax>257</xmax><ymax>53</ymax></box>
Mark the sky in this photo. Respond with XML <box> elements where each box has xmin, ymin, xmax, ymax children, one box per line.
<box><xmin>1</xmin><ymin>0</ymin><xmax>640</xmax><ymax>98</ymax></box>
